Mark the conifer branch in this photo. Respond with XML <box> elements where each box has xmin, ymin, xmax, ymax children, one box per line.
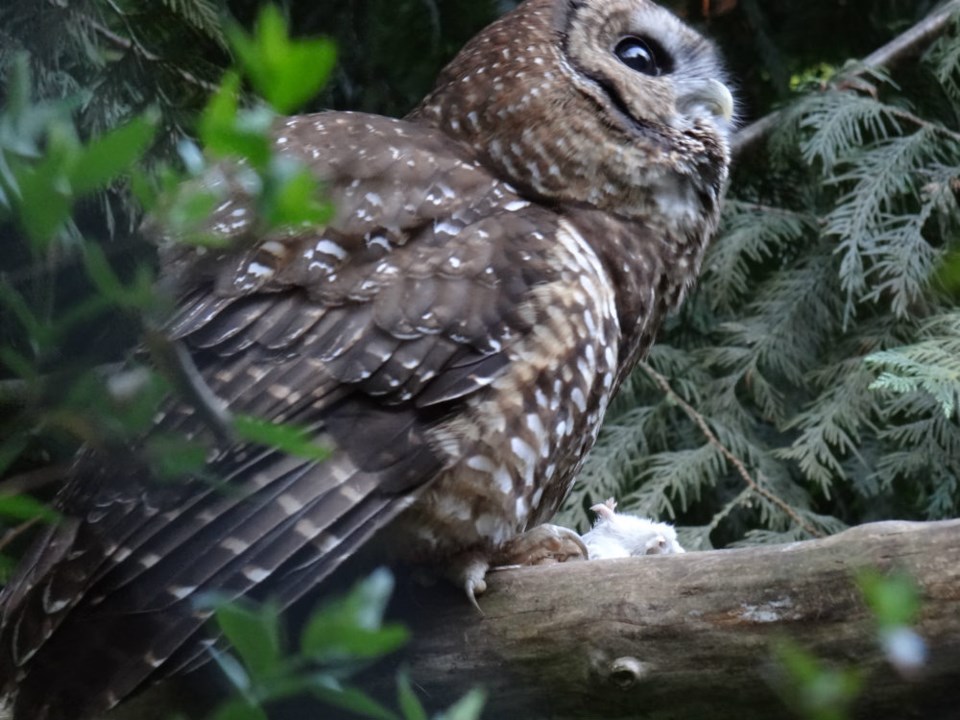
<box><xmin>638</xmin><ymin>361</ymin><xmax>825</xmax><ymax>538</ymax></box>
<box><xmin>733</xmin><ymin>0</ymin><xmax>960</xmax><ymax>157</ymax></box>
<box><xmin>0</xmin><ymin>517</ymin><xmax>41</xmax><ymax>555</ymax></box>
<box><xmin>81</xmin><ymin>12</ymin><xmax>219</xmax><ymax>92</ymax></box>
<box><xmin>144</xmin><ymin>330</ymin><xmax>236</xmax><ymax>444</ymax></box>
<box><xmin>887</xmin><ymin>105</ymin><xmax>960</xmax><ymax>142</ymax></box>
<box><xmin>0</xmin><ymin>463</ymin><xmax>70</xmax><ymax>497</ymax></box>
<box><xmin>726</xmin><ymin>200</ymin><xmax>815</xmax><ymax>219</ymax></box>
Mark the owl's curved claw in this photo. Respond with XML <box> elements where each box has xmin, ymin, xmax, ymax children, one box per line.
<box><xmin>492</xmin><ymin>524</ymin><xmax>589</xmax><ymax>568</ymax></box>
<box><xmin>464</xmin><ymin>576</ymin><xmax>487</xmax><ymax>615</ymax></box>
<box><xmin>445</xmin><ymin>555</ymin><xmax>489</xmax><ymax>613</ymax></box>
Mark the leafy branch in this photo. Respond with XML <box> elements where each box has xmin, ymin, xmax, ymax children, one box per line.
<box><xmin>733</xmin><ymin>0</ymin><xmax>960</xmax><ymax>157</ymax></box>
<box><xmin>638</xmin><ymin>361</ymin><xmax>825</xmax><ymax>539</ymax></box>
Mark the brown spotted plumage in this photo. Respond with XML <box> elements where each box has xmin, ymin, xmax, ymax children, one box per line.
<box><xmin>0</xmin><ymin>1</ymin><xmax>733</xmax><ymax>717</ymax></box>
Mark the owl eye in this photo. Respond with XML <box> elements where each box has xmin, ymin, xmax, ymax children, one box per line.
<box><xmin>614</xmin><ymin>36</ymin><xmax>664</xmax><ymax>76</ymax></box>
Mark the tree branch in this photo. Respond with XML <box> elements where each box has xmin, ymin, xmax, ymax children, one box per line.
<box><xmin>79</xmin><ymin>10</ymin><xmax>219</xmax><ymax>93</ymax></box>
<box><xmin>638</xmin><ymin>361</ymin><xmax>824</xmax><ymax>538</ymax></box>
<box><xmin>732</xmin><ymin>0</ymin><xmax>960</xmax><ymax>158</ymax></box>
<box><xmin>0</xmin><ymin>463</ymin><xmax>70</xmax><ymax>496</ymax></box>
<box><xmin>374</xmin><ymin>519</ymin><xmax>960</xmax><ymax>720</ymax></box>
<box><xmin>144</xmin><ymin>329</ymin><xmax>236</xmax><ymax>445</ymax></box>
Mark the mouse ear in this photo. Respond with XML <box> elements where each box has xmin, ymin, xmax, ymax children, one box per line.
<box><xmin>644</xmin><ymin>534</ymin><xmax>668</xmax><ymax>555</ymax></box>
<box><xmin>590</xmin><ymin>500</ymin><xmax>617</xmax><ymax>520</ymax></box>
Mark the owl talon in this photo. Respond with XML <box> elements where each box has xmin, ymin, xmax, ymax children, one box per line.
<box><xmin>492</xmin><ymin>524</ymin><xmax>589</xmax><ymax>567</ymax></box>
<box><xmin>444</xmin><ymin>555</ymin><xmax>489</xmax><ymax>613</ymax></box>
<box><xmin>464</xmin><ymin>576</ymin><xmax>487</xmax><ymax>614</ymax></box>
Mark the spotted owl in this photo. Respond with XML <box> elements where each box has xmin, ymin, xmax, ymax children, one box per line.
<box><xmin>0</xmin><ymin>0</ymin><xmax>733</xmax><ymax>717</ymax></box>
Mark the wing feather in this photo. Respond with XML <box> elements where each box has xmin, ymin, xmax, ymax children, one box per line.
<box><xmin>1</xmin><ymin>110</ymin><xmax>568</xmax><ymax>719</ymax></box>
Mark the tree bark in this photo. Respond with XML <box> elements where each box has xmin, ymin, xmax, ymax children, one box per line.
<box><xmin>377</xmin><ymin>519</ymin><xmax>960</xmax><ymax>719</ymax></box>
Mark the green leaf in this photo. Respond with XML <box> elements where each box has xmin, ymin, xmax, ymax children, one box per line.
<box><xmin>0</xmin><ymin>282</ymin><xmax>49</xmax><ymax>349</ymax></box>
<box><xmin>0</xmin><ymin>554</ymin><xmax>19</xmax><ymax>584</ymax></box>
<box><xmin>309</xmin><ymin>684</ymin><xmax>400</xmax><ymax>720</ymax></box>
<box><xmin>215</xmin><ymin>601</ymin><xmax>284</xmax><ymax>684</ymax></box>
<box><xmin>12</xmin><ymin>120</ymin><xmax>83</xmax><ymax>247</ymax></box>
<box><xmin>199</xmin><ymin>73</ymin><xmax>272</xmax><ymax>166</ymax></box>
<box><xmin>0</xmin><ymin>435</ymin><xmax>30</xmax><ymax>477</ymax></box>
<box><xmin>227</xmin><ymin>6</ymin><xmax>336</xmax><ymax>114</ymax></box>
<box><xmin>209</xmin><ymin>698</ymin><xmax>269</xmax><ymax>720</ymax></box>
<box><xmin>143</xmin><ymin>434</ymin><xmax>209</xmax><ymax>479</ymax></box>
<box><xmin>436</xmin><ymin>689</ymin><xmax>486</xmax><ymax>720</ymax></box>
<box><xmin>131</xmin><ymin>162</ymin><xmax>185</xmax><ymax>213</ymax></box>
<box><xmin>69</xmin><ymin>113</ymin><xmax>157</xmax><ymax>196</ymax></box>
<box><xmin>301</xmin><ymin>568</ymin><xmax>409</xmax><ymax>661</ymax></box>
<box><xmin>81</xmin><ymin>242</ymin><xmax>130</xmax><ymax>307</ymax></box>
<box><xmin>5</xmin><ymin>53</ymin><xmax>31</xmax><ymax>118</ymax></box>
<box><xmin>15</xmin><ymin>161</ymin><xmax>73</xmax><ymax>247</ymax></box>
<box><xmin>773</xmin><ymin>638</ymin><xmax>862</xmax><ymax>720</ymax></box>
<box><xmin>80</xmin><ymin>242</ymin><xmax>156</xmax><ymax>312</ymax></box>
<box><xmin>233</xmin><ymin>415</ymin><xmax>331</xmax><ymax>461</ymax></box>
<box><xmin>0</xmin><ymin>347</ymin><xmax>40</xmax><ymax>382</ymax></box>
<box><xmin>163</xmin><ymin>188</ymin><xmax>228</xmax><ymax>246</ymax></box>
<box><xmin>396</xmin><ymin>672</ymin><xmax>428</xmax><ymax>720</ymax></box>
<box><xmin>308</xmin><ymin>623</ymin><xmax>410</xmax><ymax>664</ymax></box>
<box><xmin>210</xmin><ymin>651</ymin><xmax>252</xmax><ymax>695</ymax></box>
<box><xmin>0</xmin><ymin>495</ymin><xmax>59</xmax><ymax>524</ymax></box>
<box><xmin>857</xmin><ymin>570</ymin><xmax>921</xmax><ymax>629</ymax></box>
<box><xmin>58</xmin><ymin>366</ymin><xmax>169</xmax><ymax>439</ymax></box>
<box><xmin>264</xmin><ymin>161</ymin><xmax>333</xmax><ymax>228</ymax></box>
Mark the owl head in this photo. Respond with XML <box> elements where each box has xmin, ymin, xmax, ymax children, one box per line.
<box><xmin>412</xmin><ymin>0</ymin><xmax>734</xmax><ymax>230</ymax></box>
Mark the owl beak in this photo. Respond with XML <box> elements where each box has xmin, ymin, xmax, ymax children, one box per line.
<box><xmin>679</xmin><ymin>79</ymin><xmax>735</xmax><ymax>124</ymax></box>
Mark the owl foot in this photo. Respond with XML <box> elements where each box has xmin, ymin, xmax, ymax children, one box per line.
<box><xmin>443</xmin><ymin>530</ymin><xmax>588</xmax><ymax>611</ymax></box>
<box><xmin>444</xmin><ymin>554</ymin><xmax>490</xmax><ymax>613</ymax></box>
<box><xmin>491</xmin><ymin>524</ymin><xmax>589</xmax><ymax>568</ymax></box>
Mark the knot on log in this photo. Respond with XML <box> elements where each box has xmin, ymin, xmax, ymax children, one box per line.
<box><xmin>607</xmin><ymin>656</ymin><xmax>649</xmax><ymax>688</ymax></box>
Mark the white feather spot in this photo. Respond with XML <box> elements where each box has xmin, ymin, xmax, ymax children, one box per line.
<box><xmin>247</xmin><ymin>262</ymin><xmax>273</xmax><ymax>278</ymax></box>
<box><xmin>466</xmin><ymin>455</ymin><xmax>497</xmax><ymax>474</ymax></box>
<box><xmin>435</xmin><ymin>220</ymin><xmax>460</xmax><ymax>236</ymax></box>
<box><xmin>317</xmin><ymin>533</ymin><xmax>340</xmax><ymax>552</ymax></box>
<box><xmin>315</xmin><ymin>239</ymin><xmax>347</xmax><ymax>260</ymax></box>
<box><xmin>493</xmin><ymin>466</ymin><xmax>514</xmax><ymax>495</ymax></box>
<box><xmin>339</xmin><ymin>484</ymin><xmax>364</xmax><ymax>502</ymax></box>
<box><xmin>168</xmin><ymin>585</ymin><xmax>197</xmax><ymax>600</ymax></box>
<box><xmin>525</xmin><ymin>413</ymin><xmax>545</xmax><ymax>441</ymax></box>
<box><xmin>295</xmin><ymin>518</ymin><xmax>319</xmax><ymax>537</ymax></box>
<box><xmin>531</xmin><ymin>487</ymin><xmax>544</xmax><ymax>509</ymax></box>
<box><xmin>277</xmin><ymin>494</ymin><xmax>305</xmax><ymax>515</ymax></box>
<box><xmin>570</xmin><ymin>387</ymin><xmax>587</xmax><ymax>412</ymax></box>
<box><xmin>308</xmin><ymin>260</ymin><xmax>334</xmax><ymax>273</ymax></box>
<box><xmin>42</xmin><ymin>584</ymin><xmax>71</xmax><ymax>614</ymax></box>
<box><xmin>515</xmin><ymin>497</ymin><xmax>529</xmax><ymax>520</ymax></box>
<box><xmin>221</xmin><ymin>537</ymin><xmax>250</xmax><ymax>554</ymax></box>
<box><xmin>242</xmin><ymin>566</ymin><xmax>271</xmax><ymax>583</ymax></box>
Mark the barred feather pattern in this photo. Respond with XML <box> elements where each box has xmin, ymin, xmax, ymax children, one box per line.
<box><xmin>0</xmin><ymin>0</ymin><xmax>733</xmax><ymax>717</ymax></box>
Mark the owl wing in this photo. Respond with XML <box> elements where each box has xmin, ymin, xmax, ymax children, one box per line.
<box><xmin>0</xmin><ymin>112</ymin><xmax>563</xmax><ymax>719</ymax></box>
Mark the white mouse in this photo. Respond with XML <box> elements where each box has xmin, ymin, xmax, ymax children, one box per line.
<box><xmin>581</xmin><ymin>498</ymin><xmax>685</xmax><ymax>559</ymax></box>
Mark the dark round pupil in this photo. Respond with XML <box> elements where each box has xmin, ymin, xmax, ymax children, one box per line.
<box><xmin>615</xmin><ymin>37</ymin><xmax>659</xmax><ymax>76</ymax></box>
